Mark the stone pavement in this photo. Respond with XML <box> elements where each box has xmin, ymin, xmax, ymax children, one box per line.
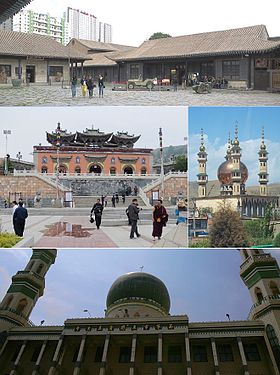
<box><xmin>1</xmin><ymin>212</ymin><xmax>187</xmax><ymax>248</ymax></box>
<box><xmin>0</xmin><ymin>84</ymin><xmax>279</xmax><ymax>106</ymax></box>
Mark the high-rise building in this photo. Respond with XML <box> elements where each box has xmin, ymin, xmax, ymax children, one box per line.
<box><xmin>13</xmin><ymin>9</ymin><xmax>68</xmax><ymax>44</ymax></box>
<box><xmin>66</xmin><ymin>7</ymin><xmax>98</xmax><ymax>44</ymax></box>
<box><xmin>98</xmin><ymin>22</ymin><xmax>112</xmax><ymax>43</ymax></box>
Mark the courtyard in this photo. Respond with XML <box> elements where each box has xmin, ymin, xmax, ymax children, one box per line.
<box><xmin>0</xmin><ymin>84</ymin><xmax>279</xmax><ymax>106</ymax></box>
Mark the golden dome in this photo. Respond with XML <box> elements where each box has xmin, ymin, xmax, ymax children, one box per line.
<box><xmin>217</xmin><ymin>160</ymin><xmax>248</xmax><ymax>184</ymax></box>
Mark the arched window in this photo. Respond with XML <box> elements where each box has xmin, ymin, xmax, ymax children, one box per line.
<box><xmin>16</xmin><ymin>298</ymin><xmax>27</xmax><ymax>314</ymax></box>
<box><xmin>270</xmin><ymin>281</ymin><xmax>280</xmax><ymax>296</ymax></box>
<box><xmin>141</xmin><ymin>167</ymin><xmax>147</xmax><ymax>175</ymax></box>
<box><xmin>110</xmin><ymin>167</ymin><xmax>116</xmax><ymax>175</ymax></box>
<box><xmin>75</xmin><ymin>166</ymin><xmax>81</xmax><ymax>174</ymax></box>
<box><xmin>42</xmin><ymin>156</ymin><xmax>48</xmax><ymax>164</ymax></box>
<box><xmin>111</xmin><ymin>157</ymin><xmax>115</xmax><ymax>164</ymax></box>
<box><xmin>123</xmin><ymin>166</ymin><xmax>133</xmax><ymax>175</ymax></box>
<box><xmin>4</xmin><ymin>295</ymin><xmax>13</xmax><ymax>309</ymax></box>
<box><xmin>75</xmin><ymin>156</ymin><xmax>81</xmax><ymax>164</ymax></box>
<box><xmin>255</xmin><ymin>287</ymin><xmax>263</xmax><ymax>304</ymax></box>
<box><xmin>41</xmin><ymin>166</ymin><xmax>48</xmax><ymax>173</ymax></box>
<box><xmin>26</xmin><ymin>261</ymin><xmax>34</xmax><ymax>271</ymax></box>
<box><xmin>141</xmin><ymin>158</ymin><xmax>146</xmax><ymax>164</ymax></box>
<box><xmin>266</xmin><ymin>325</ymin><xmax>280</xmax><ymax>371</ymax></box>
<box><xmin>89</xmin><ymin>164</ymin><xmax>102</xmax><ymax>174</ymax></box>
<box><xmin>36</xmin><ymin>263</ymin><xmax>44</xmax><ymax>275</ymax></box>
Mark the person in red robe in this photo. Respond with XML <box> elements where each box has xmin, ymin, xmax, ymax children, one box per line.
<box><xmin>152</xmin><ymin>199</ymin><xmax>168</xmax><ymax>240</ymax></box>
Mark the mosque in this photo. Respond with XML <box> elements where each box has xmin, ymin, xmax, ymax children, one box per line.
<box><xmin>195</xmin><ymin>125</ymin><xmax>279</xmax><ymax>217</ymax></box>
<box><xmin>0</xmin><ymin>249</ymin><xmax>280</xmax><ymax>374</ymax></box>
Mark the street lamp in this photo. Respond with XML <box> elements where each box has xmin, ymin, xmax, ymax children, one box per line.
<box><xmin>159</xmin><ymin>127</ymin><xmax>164</xmax><ymax>197</ymax></box>
<box><xmin>3</xmin><ymin>130</ymin><xmax>11</xmax><ymax>175</ymax></box>
<box><xmin>83</xmin><ymin>309</ymin><xmax>92</xmax><ymax>317</ymax></box>
<box><xmin>55</xmin><ymin>122</ymin><xmax>61</xmax><ymax>200</ymax></box>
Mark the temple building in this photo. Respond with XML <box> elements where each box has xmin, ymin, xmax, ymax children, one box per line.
<box><xmin>0</xmin><ymin>249</ymin><xmax>280</xmax><ymax>374</ymax></box>
<box><xmin>194</xmin><ymin>126</ymin><xmax>279</xmax><ymax>218</ymax></box>
<box><xmin>33</xmin><ymin>123</ymin><xmax>153</xmax><ymax>176</ymax></box>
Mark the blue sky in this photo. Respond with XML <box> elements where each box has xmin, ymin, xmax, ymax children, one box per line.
<box><xmin>2</xmin><ymin>249</ymin><xmax>279</xmax><ymax>326</ymax></box>
<box><xmin>189</xmin><ymin>107</ymin><xmax>280</xmax><ymax>185</ymax></box>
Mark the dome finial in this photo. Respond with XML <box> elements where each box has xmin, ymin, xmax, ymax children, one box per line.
<box><xmin>199</xmin><ymin>128</ymin><xmax>206</xmax><ymax>152</ymax></box>
<box><xmin>260</xmin><ymin>126</ymin><xmax>266</xmax><ymax>150</ymax></box>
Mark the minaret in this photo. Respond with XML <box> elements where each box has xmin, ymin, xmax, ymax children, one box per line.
<box><xmin>0</xmin><ymin>249</ymin><xmax>57</xmax><ymax>332</ymax></box>
<box><xmin>240</xmin><ymin>249</ymin><xmax>280</xmax><ymax>373</ymax></box>
<box><xmin>258</xmin><ymin>127</ymin><xmax>269</xmax><ymax>196</ymax></box>
<box><xmin>197</xmin><ymin>129</ymin><xmax>208</xmax><ymax>198</ymax></box>
<box><xmin>231</xmin><ymin>123</ymin><xmax>242</xmax><ymax>195</ymax></box>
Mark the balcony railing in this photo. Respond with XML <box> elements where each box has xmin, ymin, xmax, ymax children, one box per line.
<box><xmin>240</xmin><ymin>253</ymin><xmax>272</xmax><ymax>271</ymax></box>
<box><xmin>248</xmin><ymin>294</ymin><xmax>280</xmax><ymax>318</ymax></box>
<box><xmin>0</xmin><ymin>307</ymin><xmax>35</xmax><ymax>326</ymax></box>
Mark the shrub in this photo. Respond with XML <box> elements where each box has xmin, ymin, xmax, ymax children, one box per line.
<box><xmin>0</xmin><ymin>233</ymin><xmax>21</xmax><ymax>248</ymax></box>
<box><xmin>273</xmin><ymin>233</ymin><xmax>280</xmax><ymax>248</ymax></box>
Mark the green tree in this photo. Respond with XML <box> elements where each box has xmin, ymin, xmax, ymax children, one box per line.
<box><xmin>209</xmin><ymin>203</ymin><xmax>247</xmax><ymax>247</ymax></box>
<box><xmin>149</xmin><ymin>32</ymin><xmax>171</xmax><ymax>40</ymax></box>
<box><xmin>273</xmin><ymin>232</ymin><xmax>280</xmax><ymax>247</ymax></box>
<box><xmin>173</xmin><ymin>155</ymin><xmax>187</xmax><ymax>172</ymax></box>
<box><xmin>261</xmin><ymin>204</ymin><xmax>275</xmax><ymax>238</ymax></box>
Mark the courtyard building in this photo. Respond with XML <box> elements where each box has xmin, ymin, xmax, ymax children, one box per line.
<box><xmin>0</xmin><ymin>30</ymin><xmax>86</xmax><ymax>84</ymax></box>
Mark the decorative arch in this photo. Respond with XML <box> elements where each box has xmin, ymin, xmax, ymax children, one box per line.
<box><xmin>141</xmin><ymin>167</ymin><xmax>147</xmax><ymax>175</ymax></box>
<box><xmin>88</xmin><ymin>163</ymin><xmax>102</xmax><ymax>174</ymax></box>
<box><xmin>255</xmin><ymin>287</ymin><xmax>263</xmax><ymax>304</ymax></box>
<box><xmin>270</xmin><ymin>281</ymin><xmax>280</xmax><ymax>296</ymax></box>
<box><xmin>110</xmin><ymin>167</ymin><xmax>116</xmax><ymax>175</ymax></box>
<box><xmin>4</xmin><ymin>295</ymin><xmax>13</xmax><ymax>309</ymax></box>
<box><xmin>266</xmin><ymin>325</ymin><xmax>280</xmax><ymax>371</ymax></box>
<box><xmin>41</xmin><ymin>166</ymin><xmax>48</xmax><ymax>173</ymax></box>
<box><xmin>123</xmin><ymin>165</ymin><xmax>134</xmax><ymax>175</ymax></box>
<box><xmin>26</xmin><ymin>261</ymin><xmax>35</xmax><ymax>271</ymax></box>
<box><xmin>36</xmin><ymin>263</ymin><xmax>44</xmax><ymax>275</ymax></box>
<box><xmin>58</xmin><ymin>164</ymin><xmax>68</xmax><ymax>174</ymax></box>
<box><xmin>75</xmin><ymin>166</ymin><xmax>81</xmax><ymax>174</ymax></box>
<box><xmin>16</xmin><ymin>298</ymin><xmax>28</xmax><ymax>314</ymax></box>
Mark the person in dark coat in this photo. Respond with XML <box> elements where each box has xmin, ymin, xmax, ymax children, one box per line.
<box><xmin>127</xmin><ymin>198</ymin><xmax>141</xmax><ymax>239</ymax></box>
<box><xmin>115</xmin><ymin>193</ymin><xmax>119</xmax><ymax>204</ymax></box>
<box><xmin>122</xmin><ymin>193</ymin><xmax>126</xmax><ymax>204</ymax></box>
<box><xmin>86</xmin><ymin>76</ymin><xmax>94</xmax><ymax>98</ymax></box>
<box><xmin>13</xmin><ymin>201</ymin><xmax>28</xmax><ymax>236</ymax></box>
<box><xmin>152</xmin><ymin>200</ymin><xmax>168</xmax><ymax>240</ymax></box>
<box><xmin>111</xmin><ymin>195</ymin><xmax>116</xmax><ymax>208</ymax></box>
<box><xmin>98</xmin><ymin>74</ymin><xmax>105</xmax><ymax>97</ymax></box>
<box><xmin>91</xmin><ymin>198</ymin><xmax>103</xmax><ymax>229</ymax></box>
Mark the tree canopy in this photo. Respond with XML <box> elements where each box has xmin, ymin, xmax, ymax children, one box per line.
<box><xmin>149</xmin><ymin>32</ymin><xmax>171</xmax><ymax>40</ymax></box>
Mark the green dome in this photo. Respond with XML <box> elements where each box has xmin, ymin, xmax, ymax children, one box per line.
<box><xmin>106</xmin><ymin>272</ymin><xmax>171</xmax><ymax>313</ymax></box>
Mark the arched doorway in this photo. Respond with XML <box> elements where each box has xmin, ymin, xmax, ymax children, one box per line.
<box><xmin>141</xmin><ymin>167</ymin><xmax>147</xmax><ymax>175</ymax></box>
<box><xmin>110</xmin><ymin>167</ymin><xmax>116</xmax><ymax>175</ymax></box>
<box><xmin>89</xmin><ymin>164</ymin><xmax>102</xmax><ymax>174</ymax></box>
<box><xmin>41</xmin><ymin>166</ymin><xmax>48</xmax><ymax>173</ymax></box>
<box><xmin>123</xmin><ymin>166</ymin><xmax>133</xmax><ymax>175</ymax></box>
<box><xmin>58</xmin><ymin>165</ymin><xmax>67</xmax><ymax>174</ymax></box>
<box><xmin>75</xmin><ymin>166</ymin><xmax>81</xmax><ymax>174</ymax></box>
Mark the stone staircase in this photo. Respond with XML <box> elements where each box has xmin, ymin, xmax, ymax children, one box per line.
<box><xmin>73</xmin><ymin>195</ymin><xmax>146</xmax><ymax>208</ymax></box>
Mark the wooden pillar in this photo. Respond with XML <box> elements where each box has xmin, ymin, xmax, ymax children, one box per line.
<box><xmin>10</xmin><ymin>340</ymin><xmax>27</xmax><ymax>375</ymax></box>
<box><xmin>81</xmin><ymin>62</ymin><xmax>84</xmax><ymax>77</ymax></box>
<box><xmin>157</xmin><ymin>333</ymin><xmax>163</xmax><ymax>375</ymax></box>
<box><xmin>210</xmin><ymin>338</ymin><xmax>220</xmax><ymax>375</ymax></box>
<box><xmin>99</xmin><ymin>334</ymin><xmax>110</xmax><ymax>375</ymax></box>
<box><xmin>237</xmin><ymin>337</ymin><xmax>250</xmax><ymax>375</ymax></box>
<box><xmin>73</xmin><ymin>335</ymin><xmax>87</xmax><ymax>375</ymax></box>
<box><xmin>48</xmin><ymin>335</ymin><xmax>64</xmax><ymax>375</ymax></box>
<box><xmin>129</xmin><ymin>334</ymin><xmax>137</xmax><ymax>375</ymax></box>
<box><xmin>32</xmin><ymin>340</ymin><xmax>48</xmax><ymax>375</ymax></box>
<box><xmin>185</xmin><ymin>331</ymin><xmax>192</xmax><ymax>375</ymax></box>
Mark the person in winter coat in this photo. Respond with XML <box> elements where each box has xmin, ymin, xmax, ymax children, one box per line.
<box><xmin>13</xmin><ymin>201</ymin><xmax>28</xmax><ymax>236</ymax></box>
<box><xmin>90</xmin><ymin>198</ymin><xmax>104</xmax><ymax>229</ymax></box>
<box><xmin>127</xmin><ymin>198</ymin><xmax>141</xmax><ymax>239</ymax></box>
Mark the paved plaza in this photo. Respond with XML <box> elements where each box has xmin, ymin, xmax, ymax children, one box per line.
<box><xmin>0</xmin><ymin>84</ymin><xmax>279</xmax><ymax>106</ymax></box>
<box><xmin>0</xmin><ymin>207</ymin><xmax>187</xmax><ymax>248</ymax></box>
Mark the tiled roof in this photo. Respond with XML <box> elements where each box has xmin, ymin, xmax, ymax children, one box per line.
<box><xmin>114</xmin><ymin>25</ymin><xmax>280</xmax><ymax>61</ymax></box>
<box><xmin>0</xmin><ymin>30</ymin><xmax>86</xmax><ymax>59</ymax></box>
<box><xmin>83</xmin><ymin>52</ymin><xmax>119</xmax><ymax>67</ymax></box>
<box><xmin>76</xmin><ymin>39</ymin><xmax>135</xmax><ymax>52</ymax></box>
<box><xmin>0</xmin><ymin>0</ymin><xmax>31</xmax><ymax>23</ymax></box>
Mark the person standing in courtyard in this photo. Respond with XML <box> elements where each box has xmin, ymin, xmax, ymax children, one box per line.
<box><xmin>11</xmin><ymin>200</ymin><xmax>18</xmax><ymax>235</ymax></box>
<box><xmin>112</xmin><ymin>194</ymin><xmax>116</xmax><ymax>208</ymax></box>
<box><xmin>127</xmin><ymin>198</ymin><xmax>141</xmax><ymax>239</ymax></box>
<box><xmin>91</xmin><ymin>198</ymin><xmax>103</xmax><ymax>229</ymax></box>
<box><xmin>13</xmin><ymin>201</ymin><xmax>28</xmax><ymax>237</ymax></box>
<box><xmin>152</xmin><ymin>199</ymin><xmax>168</xmax><ymax>241</ymax></box>
<box><xmin>98</xmin><ymin>74</ymin><xmax>105</xmax><ymax>97</ymax></box>
<box><xmin>80</xmin><ymin>75</ymin><xmax>87</xmax><ymax>97</ymax></box>
<box><xmin>71</xmin><ymin>75</ymin><xmax>77</xmax><ymax>98</ymax></box>
<box><xmin>86</xmin><ymin>76</ymin><xmax>94</xmax><ymax>98</ymax></box>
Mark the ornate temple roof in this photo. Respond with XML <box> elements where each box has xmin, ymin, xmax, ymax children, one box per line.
<box><xmin>46</xmin><ymin>126</ymin><xmax>141</xmax><ymax>148</ymax></box>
